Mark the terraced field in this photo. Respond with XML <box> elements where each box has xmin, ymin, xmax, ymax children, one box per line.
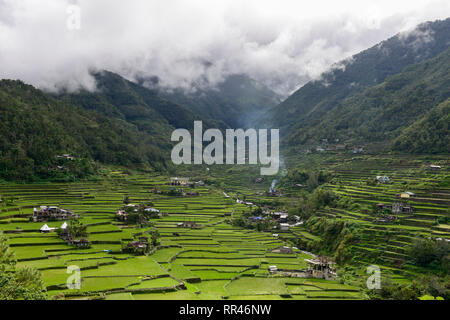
<box><xmin>0</xmin><ymin>170</ymin><xmax>360</xmax><ymax>300</ymax></box>
<box><xmin>288</xmin><ymin>154</ymin><xmax>449</xmax><ymax>285</ymax></box>
<box><xmin>1</xmin><ymin>155</ymin><xmax>447</xmax><ymax>299</ymax></box>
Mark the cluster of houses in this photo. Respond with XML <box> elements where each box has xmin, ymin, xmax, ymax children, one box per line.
<box><xmin>123</xmin><ymin>237</ymin><xmax>149</xmax><ymax>255</ymax></box>
<box><xmin>268</xmin><ymin>251</ymin><xmax>337</xmax><ymax>280</ymax></box>
<box><xmin>177</xmin><ymin>221</ymin><xmax>200</xmax><ymax>229</ymax></box>
<box><xmin>247</xmin><ymin>210</ymin><xmax>301</xmax><ymax>231</ymax></box>
<box><xmin>59</xmin><ymin>227</ymin><xmax>90</xmax><ymax>248</ymax></box>
<box><xmin>374</xmin><ymin>200</ymin><xmax>415</xmax><ymax>223</ymax></box>
<box><xmin>32</xmin><ymin>206</ymin><xmax>79</xmax><ymax>222</ymax></box>
<box><xmin>376</xmin><ymin>202</ymin><xmax>414</xmax><ymax>214</ymax></box>
<box><xmin>169</xmin><ymin>177</ymin><xmax>190</xmax><ymax>186</ymax></box>
<box><xmin>168</xmin><ymin>177</ymin><xmax>206</xmax><ymax>191</ymax></box>
<box><xmin>304</xmin><ymin>256</ymin><xmax>337</xmax><ymax>280</ymax></box>
<box><xmin>116</xmin><ymin>204</ymin><xmax>166</xmax><ymax>222</ymax></box>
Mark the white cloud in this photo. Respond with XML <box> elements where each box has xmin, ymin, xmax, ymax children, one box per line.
<box><xmin>0</xmin><ymin>0</ymin><xmax>449</xmax><ymax>96</ymax></box>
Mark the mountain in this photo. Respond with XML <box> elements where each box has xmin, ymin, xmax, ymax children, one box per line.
<box><xmin>260</xmin><ymin>18</ymin><xmax>450</xmax><ymax>150</ymax></box>
<box><xmin>156</xmin><ymin>74</ymin><xmax>282</xmax><ymax>128</ymax></box>
<box><xmin>57</xmin><ymin>71</ymin><xmax>201</xmax><ymax>132</ymax></box>
<box><xmin>284</xmin><ymin>47</ymin><xmax>450</xmax><ymax>151</ymax></box>
<box><xmin>0</xmin><ymin>70</ymin><xmax>278</xmax><ymax>181</ymax></box>
<box><xmin>0</xmin><ymin>80</ymin><xmax>171</xmax><ymax>181</ymax></box>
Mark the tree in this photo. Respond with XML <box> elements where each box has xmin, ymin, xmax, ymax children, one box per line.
<box><xmin>0</xmin><ymin>235</ymin><xmax>47</xmax><ymax>300</ymax></box>
<box><xmin>67</xmin><ymin>219</ymin><xmax>87</xmax><ymax>239</ymax></box>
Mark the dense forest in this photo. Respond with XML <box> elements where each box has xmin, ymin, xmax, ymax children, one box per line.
<box><xmin>0</xmin><ymin>80</ymin><xmax>168</xmax><ymax>181</ymax></box>
<box><xmin>283</xmin><ymin>47</ymin><xmax>450</xmax><ymax>150</ymax></box>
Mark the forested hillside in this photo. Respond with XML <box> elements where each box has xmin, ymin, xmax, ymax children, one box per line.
<box><xmin>284</xmin><ymin>47</ymin><xmax>450</xmax><ymax>151</ymax></box>
<box><xmin>260</xmin><ymin>18</ymin><xmax>450</xmax><ymax>152</ymax></box>
<box><xmin>0</xmin><ymin>80</ymin><xmax>169</xmax><ymax>181</ymax></box>
<box><xmin>393</xmin><ymin>99</ymin><xmax>449</xmax><ymax>153</ymax></box>
<box><xmin>158</xmin><ymin>74</ymin><xmax>281</xmax><ymax>128</ymax></box>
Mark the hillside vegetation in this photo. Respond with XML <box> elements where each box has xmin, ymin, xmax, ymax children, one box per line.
<box><xmin>260</xmin><ymin>18</ymin><xmax>450</xmax><ymax>153</ymax></box>
<box><xmin>0</xmin><ymin>80</ymin><xmax>168</xmax><ymax>181</ymax></box>
<box><xmin>284</xmin><ymin>48</ymin><xmax>450</xmax><ymax>150</ymax></box>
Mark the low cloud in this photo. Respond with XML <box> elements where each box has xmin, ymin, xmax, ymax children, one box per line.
<box><xmin>0</xmin><ymin>0</ymin><xmax>449</xmax><ymax>96</ymax></box>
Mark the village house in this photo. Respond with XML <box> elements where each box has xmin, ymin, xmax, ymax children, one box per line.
<box><xmin>269</xmin><ymin>188</ymin><xmax>282</xmax><ymax>196</ymax></box>
<box><xmin>32</xmin><ymin>206</ymin><xmax>78</xmax><ymax>222</ymax></box>
<box><xmin>116</xmin><ymin>204</ymin><xmax>164</xmax><ymax>222</ymax></box>
<box><xmin>429</xmin><ymin>164</ymin><xmax>442</xmax><ymax>170</ymax></box>
<box><xmin>305</xmin><ymin>256</ymin><xmax>337</xmax><ymax>280</ymax></box>
<box><xmin>268</xmin><ymin>265</ymin><xmax>278</xmax><ymax>274</ymax></box>
<box><xmin>144</xmin><ymin>207</ymin><xmax>160</xmax><ymax>214</ymax></box>
<box><xmin>66</xmin><ymin>238</ymin><xmax>90</xmax><ymax>248</ymax></box>
<box><xmin>279</xmin><ymin>213</ymin><xmax>289</xmax><ymax>223</ymax></box>
<box><xmin>392</xmin><ymin>202</ymin><xmax>414</xmax><ymax>214</ymax></box>
<box><xmin>40</xmin><ymin>224</ymin><xmax>56</xmax><ymax>233</ymax></box>
<box><xmin>397</xmin><ymin>191</ymin><xmax>415</xmax><ymax>199</ymax></box>
<box><xmin>177</xmin><ymin>221</ymin><xmax>199</xmax><ymax>229</ymax></box>
<box><xmin>57</xmin><ymin>154</ymin><xmax>75</xmax><ymax>161</ymax></box>
<box><xmin>170</xmin><ymin>177</ymin><xmax>190</xmax><ymax>186</ymax></box>
<box><xmin>59</xmin><ymin>227</ymin><xmax>90</xmax><ymax>248</ymax></box>
<box><xmin>280</xmin><ymin>223</ymin><xmax>290</xmax><ymax>231</ymax></box>
<box><xmin>376</xmin><ymin>175</ymin><xmax>390</xmax><ymax>184</ymax></box>
<box><xmin>272</xmin><ymin>246</ymin><xmax>294</xmax><ymax>254</ymax></box>
<box><xmin>352</xmin><ymin>147</ymin><xmax>364</xmax><ymax>154</ymax></box>
<box><xmin>115</xmin><ymin>209</ymin><xmax>128</xmax><ymax>221</ymax></box>
<box><xmin>123</xmin><ymin>237</ymin><xmax>148</xmax><ymax>254</ymax></box>
<box><xmin>271</xmin><ymin>212</ymin><xmax>288</xmax><ymax>222</ymax></box>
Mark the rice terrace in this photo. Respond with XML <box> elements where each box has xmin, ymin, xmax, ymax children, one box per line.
<box><xmin>0</xmin><ymin>153</ymin><xmax>448</xmax><ymax>300</ymax></box>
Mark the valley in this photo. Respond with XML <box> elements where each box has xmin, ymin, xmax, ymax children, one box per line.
<box><xmin>0</xmin><ymin>153</ymin><xmax>448</xmax><ymax>300</ymax></box>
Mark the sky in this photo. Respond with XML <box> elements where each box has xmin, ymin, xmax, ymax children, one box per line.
<box><xmin>0</xmin><ymin>0</ymin><xmax>449</xmax><ymax>96</ymax></box>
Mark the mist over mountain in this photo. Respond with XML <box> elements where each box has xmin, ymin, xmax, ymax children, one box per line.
<box><xmin>0</xmin><ymin>14</ymin><xmax>449</xmax><ymax>181</ymax></box>
<box><xmin>260</xmin><ymin>18</ymin><xmax>450</xmax><ymax>152</ymax></box>
<box><xmin>1</xmin><ymin>0</ymin><xmax>449</xmax><ymax>96</ymax></box>
<box><xmin>155</xmin><ymin>74</ymin><xmax>282</xmax><ymax>128</ymax></box>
